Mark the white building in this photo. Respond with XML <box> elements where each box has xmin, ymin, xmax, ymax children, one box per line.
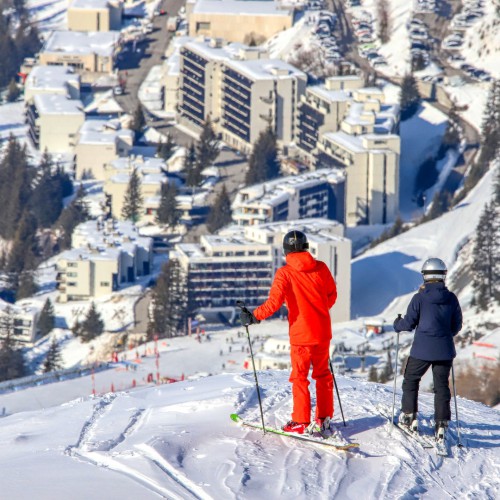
<box><xmin>56</xmin><ymin>219</ymin><xmax>153</xmax><ymax>302</ymax></box>
<box><xmin>176</xmin><ymin>218</ymin><xmax>351</xmax><ymax>322</ymax></box>
<box><xmin>0</xmin><ymin>300</ymin><xmax>40</xmax><ymax>345</ymax></box>
<box><xmin>24</xmin><ymin>66</ymin><xmax>81</xmax><ymax>103</ymax></box>
<box><xmin>231</xmin><ymin>168</ymin><xmax>346</xmax><ymax>226</ymax></box>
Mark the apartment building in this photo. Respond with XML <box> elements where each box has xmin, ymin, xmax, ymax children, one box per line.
<box><xmin>26</xmin><ymin>94</ymin><xmax>85</xmax><ymax>154</ymax></box>
<box><xmin>0</xmin><ymin>300</ymin><xmax>40</xmax><ymax>345</ymax></box>
<box><xmin>175</xmin><ymin>218</ymin><xmax>351</xmax><ymax>322</ymax></box>
<box><xmin>186</xmin><ymin>0</ymin><xmax>294</xmax><ymax>43</ymax></box>
<box><xmin>103</xmin><ymin>156</ymin><xmax>168</xmax><ymax>224</ymax></box>
<box><xmin>56</xmin><ymin>219</ymin><xmax>153</xmax><ymax>302</ymax></box>
<box><xmin>24</xmin><ymin>66</ymin><xmax>81</xmax><ymax>103</ymax></box>
<box><xmin>39</xmin><ymin>31</ymin><xmax>120</xmax><ymax>82</ymax></box>
<box><xmin>67</xmin><ymin>0</ymin><xmax>122</xmax><ymax>32</ymax></box>
<box><xmin>295</xmin><ymin>76</ymin><xmax>401</xmax><ymax>226</ymax></box>
<box><xmin>178</xmin><ymin>38</ymin><xmax>306</xmax><ymax>152</ymax></box>
<box><xmin>75</xmin><ymin>119</ymin><xmax>134</xmax><ymax>180</ymax></box>
<box><xmin>231</xmin><ymin>168</ymin><xmax>346</xmax><ymax>226</ymax></box>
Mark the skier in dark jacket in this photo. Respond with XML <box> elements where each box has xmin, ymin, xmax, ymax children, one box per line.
<box><xmin>393</xmin><ymin>258</ymin><xmax>462</xmax><ymax>439</ymax></box>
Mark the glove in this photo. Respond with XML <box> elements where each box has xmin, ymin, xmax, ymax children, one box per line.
<box><xmin>393</xmin><ymin>314</ymin><xmax>402</xmax><ymax>331</ymax></box>
<box><xmin>240</xmin><ymin>309</ymin><xmax>260</xmax><ymax>326</ymax></box>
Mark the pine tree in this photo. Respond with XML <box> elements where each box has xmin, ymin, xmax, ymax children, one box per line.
<box><xmin>147</xmin><ymin>260</ymin><xmax>188</xmax><ymax>339</ymax></box>
<box><xmin>15</xmin><ymin>270</ymin><xmax>38</xmax><ymax>300</ymax></box>
<box><xmin>206</xmin><ymin>184</ymin><xmax>232</xmax><ymax>233</ymax></box>
<box><xmin>196</xmin><ymin>118</ymin><xmax>219</xmax><ymax>169</ymax></box>
<box><xmin>156</xmin><ymin>181</ymin><xmax>180</xmax><ymax>227</ymax></box>
<box><xmin>6</xmin><ymin>78</ymin><xmax>20</xmax><ymax>102</ymax></box>
<box><xmin>184</xmin><ymin>142</ymin><xmax>202</xmax><ymax>187</ymax></box>
<box><xmin>157</xmin><ymin>132</ymin><xmax>176</xmax><ymax>162</ymax></box>
<box><xmin>75</xmin><ymin>302</ymin><xmax>104</xmax><ymax>343</ymax></box>
<box><xmin>130</xmin><ymin>104</ymin><xmax>146</xmax><ymax>134</ymax></box>
<box><xmin>55</xmin><ymin>185</ymin><xmax>89</xmax><ymax>250</ymax></box>
<box><xmin>441</xmin><ymin>103</ymin><xmax>461</xmax><ymax>153</ymax></box>
<box><xmin>42</xmin><ymin>337</ymin><xmax>63</xmax><ymax>373</ymax></box>
<box><xmin>478</xmin><ymin>80</ymin><xmax>500</xmax><ymax>167</ymax></box>
<box><xmin>400</xmin><ymin>74</ymin><xmax>421</xmax><ymax>120</ymax></box>
<box><xmin>38</xmin><ymin>298</ymin><xmax>55</xmax><ymax>338</ymax></box>
<box><xmin>121</xmin><ymin>168</ymin><xmax>143</xmax><ymax>223</ymax></box>
<box><xmin>246</xmin><ymin>128</ymin><xmax>281</xmax><ymax>185</ymax></box>
<box><xmin>472</xmin><ymin>202</ymin><xmax>500</xmax><ymax>309</ymax></box>
<box><xmin>7</xmin><ymin>210</ymin><xmax>38</xmax><ymax>274</ymax></box>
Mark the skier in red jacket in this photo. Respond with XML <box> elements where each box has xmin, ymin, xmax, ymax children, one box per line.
<box><xmin>240</xmin><ymin>230</ymin><xmax>337</xmax><ymax>434</ymax></box>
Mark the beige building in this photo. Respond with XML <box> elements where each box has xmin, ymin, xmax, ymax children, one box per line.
<box><xmin>74</xmin><ymin>119</ymin><xmax>134</xmax><ymax>180</ymax></box>
<box><xmin>0</xmin><ymin>300</ymin><xmax>40</xmax><ymax>345</ymax></box>
<box><xmin>178</xmin><ymin>38</ymin><xmax>306</xmax><ymax>153</ymax></box>
<box><xmin>296</xmin><ymin>76</ymin><xmax>401</xmax><ymax>226</ymax></box>
<box><xmin>39</xmin><ymin>31</ymin><xmax>120</xmax><ymax>82</ymax></box>
<box><xmin>27</xmin><ymin>94</ymin><xmax>85</xmax><ymax>154</ymax></box>
<box><xmin>24</xmin><ymin>65</ymin><xmax>81</xmax><ymax>103</ymax></box>
<box><xmin>103</xmin><ymin>156</ymin><xmax>168</xmax><ymax>224</ymax></box>
<box><xmin>67</xmin><ymin>0</ymin><xmax>122</xmax><ymax>32</ymax></box>
<box><xmin>56</xmin><ymin>219</ymin><xmax>153</xmax><ymax>302</ymax></box>
<box><xmin>187</xmin><ymin>0</ymin><xmax>294</xmax><ymax>43</ymax></box>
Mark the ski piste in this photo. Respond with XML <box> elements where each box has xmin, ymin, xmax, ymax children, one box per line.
<box><xmin>376</xmin><ymin>405</ymin><xmax>449</xmax><ymax>457</ymax></box>
<box><xmin>230</xmin><ymin>414</ymin><xmax>359</xmax><ymax>451</ymax></box>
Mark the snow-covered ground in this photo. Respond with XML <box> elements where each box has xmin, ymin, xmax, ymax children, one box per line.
<box><xmin>0</xmin><ymin>367</ymin><xmax>498</xmax><ymax>499</ymax></box>
<box><xmin>26</xmin><ymin>0</ymin><xmax>68</xmax><ymax>34</ymax></box>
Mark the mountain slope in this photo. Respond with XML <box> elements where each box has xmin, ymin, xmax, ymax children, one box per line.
<box><xmin>0</xmin><ymin>371</ymin><xmax>498</xmax><ymax>499</ymax></box>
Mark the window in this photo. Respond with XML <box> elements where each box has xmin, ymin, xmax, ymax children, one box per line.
<box><xmin>68</xmin><ymin>282</ymin><xmax>77</xmax><ymax>287</ymax></box>
<box><xmin>67</xmin><ymin>272</ymin><xmax>77</xmax><ymax>277</ymax></box>
<box><xmin>67</xmin><ymin>262</ymin><xmax>78</xmax><ymax>268</ymax></box>
<box><xmin>100</xmin><ymin>281</ymin><xmax>110</xmax><ymax>287</ymax></box>
<box><xmin>196</xmin><ymin>21</ymin><xmax>211</xmax><ymax>31</ymax></box>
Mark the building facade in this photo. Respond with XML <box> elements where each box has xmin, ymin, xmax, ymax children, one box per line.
<box><xmin>0</xmin><ymin>301</ymin><xmax>40</xmax><ymax>345</ymax></box>
<box><xmin>56</xmin><ymin>219</ymin><xmax>153</xmax><ymax>302</ymax></box>
<box><xmin>24</xmin><ymin>66</ymin><xmax>81</xmax><ymax>103</ymax></box>
<box><xmin>67</xmin><ymin>0</ymin><xmax>122</xmax><ymax>32</ymax></box>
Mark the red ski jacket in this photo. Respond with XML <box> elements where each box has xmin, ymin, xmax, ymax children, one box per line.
<box><xmin>253</xmin><ymin>252</ymin><xmax>337</xmax><ymax>345</ymax></box>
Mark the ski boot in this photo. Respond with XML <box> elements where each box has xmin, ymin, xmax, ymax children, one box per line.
<box><xmin>315</xmin><ymin>417</ymin><xmax>333</xmax><ymax>438</ymax></box>
<box><xmin>282</xmin><ymin>421</ymin><xmax>309</xmax><ymax>434</ymax></box>
<box><xmin>435</xmin><ymin>420</ymin><xmax>448</xmax><ymax>442</ymax></box>
<box><xmin>398</xmin><ymin>412</ymin><xmax>418</xmax><ymax>433</ymax></box>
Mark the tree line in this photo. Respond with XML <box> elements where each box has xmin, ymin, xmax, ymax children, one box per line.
<box><xmin>0</xmin><ymin>1</ymin><xmax>41</xmax><ymax>91</ymax></box>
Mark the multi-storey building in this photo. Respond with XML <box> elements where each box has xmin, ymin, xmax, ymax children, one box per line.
<box><xmin>0</xmin><ymin>300</ymin><xmax>40</xmax><ymax>345</ymax></box>
<box><xmin>295</xmin><ymin>76</ymin><xmax>401</xmax><ymax>226</ymax></box>
<box><xmin>24</xmin><ymin>66</ymin><xmax>81</xmax><ymax>103</ymax></box>
<box><xmin>103</xmin><ymin>156</ymin><xmax>169</xmax><ymax>224</ymax></box>
<box><xmin>186</xmin><ymin>0</ymin><xmax>294</xmax><ymax>43</ymax></box>
<box><xmin>74</xmin><ymin>119</ymin><xmax>134</xmax><ymax>180</ymax></box>
<box><xmin>39</xmin><ymin>31</ymin><xmax>120</xmax><ymax>82</ymax></box>
<box><xmin>175</xmin><ymin>218</ymin><xmax>351</xmax><ymax>322</ymax></box>
<box><xmin>231</xmin><ymin>169</ymin><xmax>345</xmax><ymax>226</ymax></box>
<box><xmin>56</xmin><ymin>219</ymin><xmax>153</xmax><ymax>302</ymax></box>
<box><xmin>67</xmin><ymin>0</ymin><xmax>122</xmax><ymax>32</ymax></box>
<box><xmin>178</xmin><ymin>38</ymin><xmax>306</xmax><ymax>153</ymax></box>
<box><xmin>26</xmin><ymin>94</ymin><xmax>85</xmax><ymax>153</ymax></box>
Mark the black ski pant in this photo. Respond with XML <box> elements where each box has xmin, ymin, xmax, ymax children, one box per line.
<box><xmin>401</xmin><ymin>357</ymin><xmax>453</xmax><ymax>421</ymax></box>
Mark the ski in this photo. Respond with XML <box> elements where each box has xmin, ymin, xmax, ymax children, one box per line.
<box><xmin>230</xmin><ymin>414</ymin><xmax>359</xmax><ymax>451</ymax></box>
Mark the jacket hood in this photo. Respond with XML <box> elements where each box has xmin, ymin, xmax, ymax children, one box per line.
<box><xmin>286</xmin><ymin>251</ymin><xmax>317</xmax><ymax>272</ymax></box>
<box><xmin>420</xmin><ymin>282</ymin><xmax>452</xmax><ymax>305</ymax></box>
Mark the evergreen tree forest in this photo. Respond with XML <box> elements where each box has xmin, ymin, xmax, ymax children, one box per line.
<box><xmin>147</xmin><ymin>259</ymin><xmax>188</xmax><ymax>339</ymax></box>
<box><xmin>0</xmin><ymin>1</ymin><xmax>42</xmax><ymax>89</ymax></box>
<box><xmin>245</xmin><ymin>128</ymin><xmax>281</xmax><ymax>185</ymax></box>
<box><xmin>0</xmin><ymin>138</ymin><xmax>74</xmax><ymax>297</ymax></box>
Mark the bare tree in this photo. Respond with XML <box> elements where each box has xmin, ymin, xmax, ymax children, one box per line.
<box><xmin>377</xmin><ymin>0</ymin><xmax>391</xmax><ymax>44</ymax></box>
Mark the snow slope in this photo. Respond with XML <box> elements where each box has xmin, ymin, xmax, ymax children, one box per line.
<box><xmin>0</xmin><ymin>370</ymin><xmax>498</xmax><ymax>499</ymax></box>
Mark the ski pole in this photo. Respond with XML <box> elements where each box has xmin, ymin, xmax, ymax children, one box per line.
<box><xmin>236</xmin><ymin>301</ymin><xmax>266</xmax><ymax>434</ymax></box>
<box><xmin>390</xmin><ymin>316</ymin><xmax>402</xmax><ymax>432</ymax></box>
<box><xmin>451</xmin><ymin>364</ymin><xmax>463</xmax><ymax>447</ymax></box>
<box><xmin>329</xmin><ymin>358</ymin><xmax>346</xmax><ymax>427</ymax></box>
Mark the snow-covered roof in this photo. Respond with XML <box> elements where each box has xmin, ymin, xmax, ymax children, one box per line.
<box><xmin>34</xmin><ymin>94</ymin><xmax>84</xmax><ymax>115</ymax></box>
<box><xmin>77</xmin><ymin>119</ymin><xmax>133</xmax><ymax>145</ymax></box>
<box><xmin>70</xmin><ymin>0</ymin><xmax>111</xmax><ymax>9</ymax></box>
<box><xmin>306</xmin><ymin>85</ymin><xmax>351</xmax><ymax>104</ymax></box>
<box><xmin>25</xmin><ymin>66</ymin><xmax>80</xmax><ymax>92</ymax></box>
<box><xmin>83</xmin><ymin>90</ymin><xmax>124</xmax><ymax>115</ymax></box>
<box><xmin>43</xmin><ymin>31</ymin><xmax>120</xmax><ymax>57</ymax></box>
<box><xmin>192</xmin><ymin>0</ymin><xmax>291</xmax><ymax>16</ymax></box>
<box><xmin>225</xmin><ymin>58</ymin><xmax>306</xmax><ymax>81</ymax></box>
<box><xmin>322</xmin><ymin>131</ymin><xmax>365</xmax><ymax>154</ymax></box>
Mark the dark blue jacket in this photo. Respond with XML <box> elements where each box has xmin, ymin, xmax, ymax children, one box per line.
<box><xmin>394</xmin><ymin>282</ymin><xmax>462</xmax><ymax>361</ymax></box>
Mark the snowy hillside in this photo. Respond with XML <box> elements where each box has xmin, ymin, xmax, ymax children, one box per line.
<box><xmin>0</xmin><ymin>371</ymin><xmax>499</xmax><ymax>499</ymax></box>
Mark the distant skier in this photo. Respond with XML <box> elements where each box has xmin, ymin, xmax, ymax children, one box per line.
<box><xmin>240</xmin><ymin>230</ymin><xmax>337</xmax><ymax>434</ymax></box>
<box><xmin>393</xmin><ymin>258</ymin><xmax>462</xmax><ymax>440</ymax></box>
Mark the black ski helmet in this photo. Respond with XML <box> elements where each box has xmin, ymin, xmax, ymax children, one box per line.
<box><xmin>283</xmin><ymin>230</ymin><xmax>309</xmax><ymax>255</ymax></box>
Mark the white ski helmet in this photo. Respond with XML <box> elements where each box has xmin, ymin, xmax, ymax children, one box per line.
<box><xmin>421</xmin><ymin>258</ymin><xmax>447</xmax><ymax>281</ymax></box>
